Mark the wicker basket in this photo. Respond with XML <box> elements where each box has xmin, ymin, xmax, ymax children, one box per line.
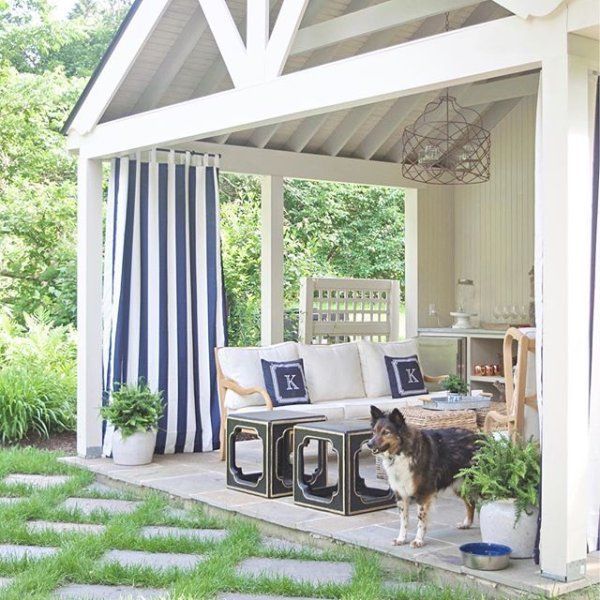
<box><xmin>401</xmin><ymin>406</ymin><xmax>479</xmax><ymax>432</ymax></box>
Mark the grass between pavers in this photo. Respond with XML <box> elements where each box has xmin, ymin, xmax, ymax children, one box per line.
<box><xmin>0</xmin><ymin>447</ymin><xmax>494</xmax><ymax>600</ymax></box>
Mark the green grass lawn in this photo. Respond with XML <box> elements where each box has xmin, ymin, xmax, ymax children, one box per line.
<box><xmin>0</xmin><ymin>446</ymin><xmax>588</xmax><ymax>600</ymax></box>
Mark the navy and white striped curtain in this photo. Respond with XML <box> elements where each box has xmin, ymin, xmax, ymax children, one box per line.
<box><xmin>102</xmin><ymin>150</ymin><xmax>226</xmax><ymax>454</ymax></box>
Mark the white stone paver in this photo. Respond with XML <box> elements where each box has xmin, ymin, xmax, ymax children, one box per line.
<box><xmin>85</xmin><ymin>482</ymin><xmax>118</xmax><ymax>495</ymax></box>
<box><xmin>236</xmin><ymin>558</ymin><xmax>354</xmax><ymax>586</ymax></box>
<box><xmin>0</xmin><ymin>577</ymin><xmax>14</xmax><ymax>589</ymax></box>
<box><xmin>101</xmin><ymin>549</ymin><xmax>205</xmax><ymax>571</ymax></box>
<box><xmin>4</xmin><ymin>474</ymin><xmax>72</xmax><ymax>488</ymax></box>
<box><xmin>261</xmin><ymin>537</ymin><xmax>321</xmax><ymax>554</ymax></box>
<box><xmin>0</xmin><ymin>544</ymin><xmax>59</xmax><ymax>560</ymax></box>
<box><xmin>0</xmin><ymin>497</ymin><xmax>22</xmax><ymax>506</ymax></box>
<box><xmin>140</xmin><ymin>526</ymin><xmax>227</xmax><ymax>541</ymax></box>
<box><xmin>27</xmin><ymin>520</ymin><xmax>106</xmax><ymax>535</ymax></box>
<box><xmin>55</xmin><ymin>584</ymin><xmax>169</xmax><ymax>599</ymax></box>
<box><xmin>62</xmin><ymin>497</ymin><xmax>141</xmax><ymax>516</ymax></box>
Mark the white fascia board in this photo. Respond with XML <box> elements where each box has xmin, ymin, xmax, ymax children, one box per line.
<box><xmin>68</xmin><ymin>0</ymin><xmax>172</xmax><ymax>135</ymax></box>
<box><xmin>74</xmin><ymin>16</ymin><xmax>553</xmax><ymax>159</ymax></box>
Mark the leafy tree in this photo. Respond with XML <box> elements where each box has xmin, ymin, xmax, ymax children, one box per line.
<box><xmin>220</xmin><ymin>174</ymin><xmax>405</xmax><ymax>345</ymax></box>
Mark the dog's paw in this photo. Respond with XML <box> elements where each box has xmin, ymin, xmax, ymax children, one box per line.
<box><xmin>456</xmin><ymin>521</ymin><xmax>472</xmax><ymax>530</ymax></box>
<box><xmin>392</xmin><ymin>538</ymin><xmax>407</xmax><ymax>546</ymax></box>
<box><xmin>410</xmin><ymin>539</ymin><xmax>425</xmax><ymax>548</ymax></box>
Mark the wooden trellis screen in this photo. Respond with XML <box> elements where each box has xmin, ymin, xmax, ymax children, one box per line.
<box><xmin>299</xmin><ymin>277</ymin><xmax>401</xmax><ymax>344</ymax></box>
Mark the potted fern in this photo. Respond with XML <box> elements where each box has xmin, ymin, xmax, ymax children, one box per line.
<box><xmin>458</xmin><ymin>436</ymin><xmax>540</xmax><ymax>558</ymax></box>
<box><xmin>101</xmin><ymin>381</ymin><xmax>163</xmax><ymax>466</ymax></box>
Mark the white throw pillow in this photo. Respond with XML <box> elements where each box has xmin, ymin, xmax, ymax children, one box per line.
<box><xmin>218</xmin><ymin>342</ymin><xmax>299</xmax><ymax>407</ymax></box>
<box><xmin>298</xmin><ymin>342</ymin><xmax>365</xmax><ymax>402</ymax></box>
<box><xmin>357</xmin><ymin>339</ymin><xmax>420</xmax><ymax>398</ymax></box>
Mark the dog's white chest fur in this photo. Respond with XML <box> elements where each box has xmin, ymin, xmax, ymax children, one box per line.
<box><xmin>381</xmin><ymin>453</ymin><xmax>415</xmax><ymax>499</ymax></box>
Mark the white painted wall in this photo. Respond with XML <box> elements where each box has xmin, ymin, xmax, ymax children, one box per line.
<box><xmin>454</xmin><ymin>95</ymin><xmax>535</xmax><ymax>324</ymax></box>
<box><xmin>415</xmin><ymin>186</ymin><xmax>455</xmax><ymax>328</ymax></box>
<box><xmin>414</xmin><ymin>96</ymin><xmax>535</xmax><ymax>328</ymax></box>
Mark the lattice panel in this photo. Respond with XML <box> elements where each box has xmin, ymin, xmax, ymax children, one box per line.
<box><xmin>299</xmin><ymin>277</ymin><xmax>401</xmax><ymax>345</ymax></box>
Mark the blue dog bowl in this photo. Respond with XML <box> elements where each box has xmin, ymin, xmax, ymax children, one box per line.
<box><xmin>459</xmin><ymin>542</ymin><xmax>512</xmax><ymax>571</ymax></box>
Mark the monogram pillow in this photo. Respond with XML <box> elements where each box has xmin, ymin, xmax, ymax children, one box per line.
<box><xmin>261</xmin><ymin>359</ymin><xmax>311</xmax><ymax>407</ymax></box>
<box><xmin>384</xmin><ymin>354</ymin><xmax>428</xmax><ymax>399</ymax></box>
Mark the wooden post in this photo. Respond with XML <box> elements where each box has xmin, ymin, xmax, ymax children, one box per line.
<box><xmin>261</xmin><ymin>175</ymin><xmax>285</xmax><ymax>345</ymax></box>
<box><xmin>538</xmin><ymin>45</ymin><xmax>594</xmax><ymax>582</ymax></box>
<box><xmin>76</xmin><ymin>157</ymin><xmax>104</xmax><ymax>458</ymax></box>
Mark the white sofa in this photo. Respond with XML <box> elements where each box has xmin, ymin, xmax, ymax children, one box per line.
<box><xmin>216</xmin><ymin>339</ymin><xmax>446</xmax><ymax>458</ymax></box>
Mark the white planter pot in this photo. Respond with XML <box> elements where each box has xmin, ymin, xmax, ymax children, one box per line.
<box><xmin>480</xmin><ymin>499</ymin><xmax>539</xmax><ymax>558</ymax></box>
<box><xmin>112</xmin><ymin>429</ymin><xmax>157</xmax><ymax>466</ymax></box>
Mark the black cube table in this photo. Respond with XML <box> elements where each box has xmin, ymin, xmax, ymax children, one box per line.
<box><xmin>226</xmin><ymin>410</ymin><xmax>326</xmax><ymax>498</ymax></box>
<box><xmin>293</xmin><ymin>420</ymin><xmax>395</xmax><ymax>515</ymax></box>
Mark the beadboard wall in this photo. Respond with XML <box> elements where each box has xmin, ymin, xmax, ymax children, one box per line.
<box><xmin>415</xmin><ymin>186</ymin><xmax>455</xmax><ymax>329</ymax></box>
<box><xmin>414</xmin><ymin>96</ymin><xmax>535</xmax><ymax>328</ymax></box>
<box><xmin>453</xmin><ymin>95</ymin><xmax>535</xmax><ymax>324</ymax></box>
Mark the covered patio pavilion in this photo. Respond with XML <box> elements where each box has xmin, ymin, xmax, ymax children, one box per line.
<box><xmin>64</xmin><ymin>0</ymin><xmax>600</xmax><ymax>591</ymax></box>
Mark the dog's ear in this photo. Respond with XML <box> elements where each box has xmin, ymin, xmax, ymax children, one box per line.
<box><xmin>389</xmin><ymin>408</ymin><xmax>406</xmax><ymax>428</ymax></box>
<box><xmin>370</xmin><ymin>405</ymin><xmax>384</xmax><ymax>423</ymax></box>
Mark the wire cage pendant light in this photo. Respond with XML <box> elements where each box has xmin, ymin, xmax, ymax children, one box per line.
<box><xmin>400</xmin><ymin>13</ymin><xmax>491</xmax><ymax>185</ymax></box>
<box><xmin>401</xmin><ymin>90</ymin><xmax>491</xmax><ymax>185</ymax></box>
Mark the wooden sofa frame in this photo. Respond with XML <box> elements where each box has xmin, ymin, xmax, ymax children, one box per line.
<box><xmin>215</xmin><ymin>346</ymin><xmax>447</xmax><ymax>460</ymax></box>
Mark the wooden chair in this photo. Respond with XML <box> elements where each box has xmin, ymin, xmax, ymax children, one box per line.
<box><xmin>484</xmin><ymin>328</ymin><xmax>538</xmax><ymax>441</ymax></box>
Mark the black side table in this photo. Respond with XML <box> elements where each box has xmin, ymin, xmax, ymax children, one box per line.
<box><xmin>293</xmin><ymin>420</ymin><xmax>395</xmax><ymax>515</ymax></box>
<box><xmin>226</xmin><ymin>410</ymin><xmax>326</xmax><ymax>498</ymax></box>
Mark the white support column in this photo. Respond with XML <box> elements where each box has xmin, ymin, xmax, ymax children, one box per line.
<box><xmin>404</xmin><ymin>188</ymin><xmax>419</xmax><ymax>339</ymax></box>
<box><xmin>76</xmin><ymin>157</ymin><xmax>104</xmax><ymax>458</ymax></box>
<box><xmin>539</xmin><ymin>50</ymin><xmax>592</xmax><ymax>582</ymax></box>
<box><xmin>261</xmin><ymin>175</ymin><xmax>285</xmax><ymax>345</ymax></box>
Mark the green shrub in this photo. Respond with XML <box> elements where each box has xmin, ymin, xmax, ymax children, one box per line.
<box><xmin>458</xmin><ymin>436</ymin><xmax>541</xmax><ymax>523</ymax></box>
<box><xmin>0</xmin><ymin>309</ymin><xmax>76</xmax><ymax>443</ymax></box>
<box><xmin>100</xmin><ymin>381</ymin><xmax>163</xmax><ymax>438</ymax></box>
<box><xmin>441</xmin><ymin>374</ymin><xmax>468</xmax><ymax>395</ymax></box>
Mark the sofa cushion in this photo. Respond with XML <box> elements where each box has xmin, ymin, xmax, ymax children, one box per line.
<box><xmin>224</xmin><ymin>390</ymin><xmax>266</xmax><ymax>410</ymax></box>
<box><xmin>298</xmin><ymin>342</ymin><xmax>365</xmax><ymax>402</ymax></box>
<box><xmin>357</xmin><ymin>339</ymin><xmax>419</xmax><ymax>398</ymax></box>
<box><xmin>342</xmin><ymin>396</ymin><xmax>423</xmax><ymax>420</ymax></box>
<box><xmin>219</xmin><ymin>342</ymin><xmax>298</xmax><ymax>409</ymax></box>
<box><xmin>261</xmin><ymin>358</ymin><xmax>310</xmax><ymax>407</ymax></box>
<box><xmin>235</xmin><ymin>403</ymin><xmax>345</xmax><ymax>421</ymax></box>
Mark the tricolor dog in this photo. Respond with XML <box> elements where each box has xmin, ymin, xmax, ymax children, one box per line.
<box><xmin>367</xmin><ymin>406</ymin><xmax>479</xmax><ymax>548</ymax></box>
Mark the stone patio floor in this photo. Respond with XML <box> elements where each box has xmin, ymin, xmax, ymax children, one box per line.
<box><xmin>64</xmin><ymin>439</ymin><xmax>600</xmax><ymax>598</ymax></box>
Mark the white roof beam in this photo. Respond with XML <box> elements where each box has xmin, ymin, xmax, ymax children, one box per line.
<box><xmin>265</xmin><ymin>0</ymin><xmax>311</xmax><ymax>79</ymax></box>
<box><xmin>179</xmin><ymin>141</ymin><xmax>418</xmax><ymax>187</ymax></box>
<box><xmin>291</xmin><ymin>0</ymin><xmax>478</xmax><ymax>56</ymax></box>
<box><xmin>285</xmin><ymin>114</ymin><xmax>329</xmax><ymax>152</ymax></box>
<box><xmin>74</xmin><ymin>16</ymin><xmax>549</xmax><ymax>159</ymax></box>
<box><xmin>197</xmin><ymin>0</ymin><xmax>250</xmax><ymax>87</ymax></box>
<box><xmin>134</xmin><ymin>8</ymin><xmax>208</xmax><ymax>113</ymax></box>
<box><xmin>319</xmin><ymin>104</ymin><xmax>375</xmax><ymax>156</ymax></box>
<box><xmin>467</xmin><ymin>72</ymin><xmax>539</xmax><ymax>104</ymax></box>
